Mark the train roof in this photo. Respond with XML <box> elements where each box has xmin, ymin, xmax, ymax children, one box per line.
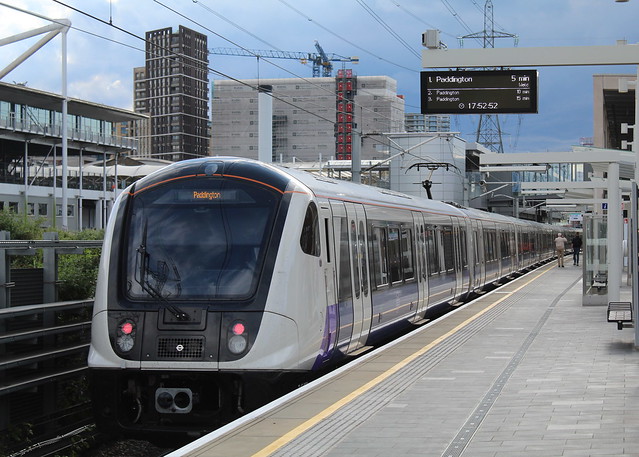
<box><xmin>136</xmin><ymin>157</ymin><xmax>559</xmax><ymax>231</ymax></box>
<box><xmin>276</xmin><ymin>162</ymin><xmax>467</xmax><ymax>217</ymax></box>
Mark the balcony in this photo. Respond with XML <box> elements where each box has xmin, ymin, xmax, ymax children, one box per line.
<box><xmin>0</xmin><ymin>115</ymin><xmax>138</xmax><ymax>150</ymax></box>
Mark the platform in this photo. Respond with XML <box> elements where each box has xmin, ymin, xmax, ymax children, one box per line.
<box><xmin>167</xmin><ymin>262</ymin><xmax>639</xmax><ymax>457</ymax></box>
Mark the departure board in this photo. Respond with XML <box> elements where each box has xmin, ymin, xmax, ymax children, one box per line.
<box><xmin>420</xmin><ymin>69</ymin><xmax>538</xmax><ymax>114</ymax></box>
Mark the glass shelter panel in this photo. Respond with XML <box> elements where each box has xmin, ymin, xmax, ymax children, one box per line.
<box><xmin>583</xmin><ymin>214</ymin><xmax>608</xmax><ymax>305</ymax></box>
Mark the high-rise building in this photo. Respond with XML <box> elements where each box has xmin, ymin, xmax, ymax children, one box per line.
<box><xmin>211</xmin><ymin>74</ymin><xmax>405</xmax><ymax>162</ymax></box>
<box><xmin>133</xmin><ymin>26</ymin><xmax>209</xmax><ymax>161</ymax></box>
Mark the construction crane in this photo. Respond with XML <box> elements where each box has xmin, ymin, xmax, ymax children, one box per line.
<box><xmin>209</xmin><ymin>41</ymin><xmax>359</xmax><ymax>77</ymax></box>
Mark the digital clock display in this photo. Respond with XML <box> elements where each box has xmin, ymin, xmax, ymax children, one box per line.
<box><xmin>420</xmin><ymin>69</ymin><xmax>538</xmax><ymax>114</ymax></box>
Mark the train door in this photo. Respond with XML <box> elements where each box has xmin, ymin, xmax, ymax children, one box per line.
<box><xmin>318</xmin><ymin>203</ymin><xmax>338</xmax><ymax>359</ymax></box>
<box><xmin>456</xmin><ymin>217</ymin><xmax>471</xmax><ymax>298</ymax></box>
<box><xmin>344</xmin><ymin>202</ymin><xmax>372</xmax><ymax>353</ymax></box>
<box><xmin>329</xmin><ymin>201</ymin><xmax>354</xmax><ymax>354</ymax></box>
<box><xmin>440</xmin><ymin>219</ymin><xmax>457</xmax><ymax>302</ymax></box>
<box><xmin>451</xmin><ymin>218</ymin><xmax>464</xmax><ymax>300</ymax></box>
<box><xmin>412</xmin><ymin>213</ymin><xmax>429</xmax><ymax>318</ymax></box>
<box><xmin>508</xmin><ymin>224</ymin><xmax>516</xmax><ymax>273</ymax></box>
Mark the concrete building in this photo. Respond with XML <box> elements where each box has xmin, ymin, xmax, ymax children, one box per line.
<box><xmin>0</xmin><ymin>81</ymin><xmax>147</xmax><ymax>231</ymax></box>
<box><xmin>405</xmin><ymin>113</ymin><xmax>451</xmax><ymax>133</ymax></box>
<box><xmin>593</xmin><ymin>73</ymin><xmax>636</xmax><ymax>150</ymax></box>
<box><xmin>133</xmin><ymin>26</ymin><xmax>209</xmax><ymax>161</ymax></box>
<box><xmin>211</xmin><ymin>74</ymin><xmax>405</xmax><ymax>162</ymax></box>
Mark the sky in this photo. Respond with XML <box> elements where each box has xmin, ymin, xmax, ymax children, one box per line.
<box><xmin>1</xmin><ymin>0</ymin><xmax>638</xmax><ymax>153</ymax></box>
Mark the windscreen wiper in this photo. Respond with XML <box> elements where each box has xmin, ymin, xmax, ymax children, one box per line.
<box><xmin>136</xmin><ymin>225</ymin><xmax>189</xmax><ymax>321</ymax></box>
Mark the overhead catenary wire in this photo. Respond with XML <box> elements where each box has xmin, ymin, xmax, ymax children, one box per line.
<box><xmin>439</xmin><ymin>0</ymin><xmax>475</xmax><ymax>36</ymax></box>
<box><xmin>276</xmin><ymin>0</ymin><xmax>419</xmax><ymax>74</ymax></box>
<box><xmin>160</xmin><ymin>0</ymin><xmax>412</xmax><ymax>133</ymax></box>
<box><xmin>58</xmin><ymin>0</ymin><xmax>421</xmax><ymax>129</ymax></box>
<box><xmin>38</xmin><ymin>1</ymin><xmax>455</xmax><ymax>157</ymax></box>
<box><xmin>354</xmin><ymin>0</ymin><xmax>421</xmax><ymax>59</ymax></box>
<box><xmin>51</xmin><ymin>0</ymin><xmax>409</xmax><ymax>156</ymax></box>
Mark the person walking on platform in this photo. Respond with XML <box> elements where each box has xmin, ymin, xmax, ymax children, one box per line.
<box><xmin>554</xmin><ymin>233</ymin><xmax>568</xmax><ymax>267</ymax></box>
<box><xmin>572</xmin><ymin>233</ymin><xmax>582</xmax><ymax>266</ymax></box>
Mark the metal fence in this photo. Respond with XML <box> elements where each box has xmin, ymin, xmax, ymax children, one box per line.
<box><xmin>0</xmin><ymin>234</ymin><xmax>102</xmax><ymax>455</ymax></box>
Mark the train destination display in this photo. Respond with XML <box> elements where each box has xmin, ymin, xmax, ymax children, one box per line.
<box><xmin>421</xmin><ymin>69</ymin><xmax>538</xmax><ymax>114</ymax></box>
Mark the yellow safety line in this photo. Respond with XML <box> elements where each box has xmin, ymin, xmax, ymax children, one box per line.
<box><xmin>252</xmin><ymin>265</ymin><xmax>554</xmax><ymax>457</ymax></box>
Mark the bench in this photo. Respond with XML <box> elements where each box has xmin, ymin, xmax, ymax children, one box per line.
<box><xmin>592</xmin><ymin>273</ymin><xmax>608</xmax><ymax>290</ymax></box>
<box><xmin>607</xmin><ymin>301</ymin><xmax>633</xmax><ymax>330</ymax></box>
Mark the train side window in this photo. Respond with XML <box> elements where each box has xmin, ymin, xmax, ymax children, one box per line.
<box><xmin>426</xmin><ymin>226</ymin><xmax>439</xmax><ymax>276</ymax></box>
<box><xmin>442</xmin><ymin>225</ymin><xmax>454</xmax><ymax>271</ymax></box>
<box><xmin>459</xmin><ymin>227</ymin><xmax>468</xmax><ymax>267</ymax></box>
<box><xmin>350</xmin><ymin>220</ymin><xmax>361</xmax><ymax>298</ymax></box>
<box><xmin>388</xmin><ymin>227</ymin><xmax>402</xmax><ymax>283</ymax></box>
<box><xmin>324</xmin><ymin>218</ymin><xmax>331</xmax><ymax>263</ymax></box>
<box><xmin>419</xmin><ymin>224</ymin><xmax>427</xmax><ymax>280</ymax></box>
<box><xmin>300</xmin><ymin>202</ymin><xmax>320</xmax><ymax>257</ymax></box>
<box><xmin>485</xmin><ymin>229</ymin><xmax>496</xmax><ymax>261</ymax></box>
<box><xmin>371</xmin><ymin>226</ymin><xmax>389</xmax><ymax>287</ymax></box>
<box><xmin>401</xmin><ymin>228</ymin><xmax>414</xmax><ymax>280</ymax></box>
<box><xmin>336</xmin><ymin>217</ymin><xmax>352</xmax><ymax>302</ymax></box>
<box><xmin>500</xmin><ymin>232</ymin><xmax>509</xmax><ymax>258</ymax></box>
<box><xmin>359</xmin><ymin>221</ymin><xmax>369</xmax><ymax>296</ymax></box>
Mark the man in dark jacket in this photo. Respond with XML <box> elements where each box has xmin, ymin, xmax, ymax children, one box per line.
<box><xmin>572</xmin><ymin>234</ymin><xmax>582</xmax><ymax>266</ymax></box>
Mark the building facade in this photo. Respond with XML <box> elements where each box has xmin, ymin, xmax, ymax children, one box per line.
<box><xmin>0</xmin><ymin>81</ymin><xmax>147</xmax><ymax>231</ymax></box>
<box><xmin>211</xmin><ymin>74</ymin><xmax>405</xmax><ymax>162</ymax></box>
<box><xmin>593</xmin><ymin>73</ymin><xmax>636</xmax><ymax>150</ymax></box>
<box><xmin>133</xmin><ymin>26</ymin><xmax>209</xmax><ymax>161</ymax></box>
<box><xmin>405</xmin><ymin>113</ymin><xmax>451</xmax><ymax>133</ymax></box>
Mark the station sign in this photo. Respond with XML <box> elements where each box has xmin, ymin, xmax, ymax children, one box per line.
<box><xmin>420</xmin><ymin>69</ymin><xmax>538</xmax><ymax>114</ymax></box>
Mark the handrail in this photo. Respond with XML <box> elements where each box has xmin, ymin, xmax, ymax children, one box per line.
<box><xmin>0</xmin><ymin>240</ymin><xmax>103</xmax><ymax>250</ymax></box>
<box><xmin>0</xmin><ymin>299</ymin><xmax>93</xmax><ymax>316</ymax></box>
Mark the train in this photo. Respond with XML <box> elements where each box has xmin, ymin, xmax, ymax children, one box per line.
<box><xmin>88</xmin><ymin>156</ymin><xmax>570</xmax><ymax>438</ymax></box>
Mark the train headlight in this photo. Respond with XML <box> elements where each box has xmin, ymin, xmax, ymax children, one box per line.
<box><xmin>155</xmin><ymin>388</ymin><xmax>193</xmax><ymax>414</ymax></box>
<box><xmin>228</xmin><ymin>321</ymin><xmax>248</xmax><ymax>355</ymax></box>
<box><xmin>116</xmin><ymin>319</ymin><xmax>136</xmax><ymax>353</ymax></box>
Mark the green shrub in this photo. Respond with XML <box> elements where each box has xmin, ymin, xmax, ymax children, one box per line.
<box><xmin>57</xmin><ymin>229</ymin><xmax>104</xmax><ymax>301</ymax></box>
<box><xmin>0</xmin><ymin>210</ymin><xmax>104</xmax><ymax>300</ymax></box>
<box><xmin>0</xmin><ymin>208</ymin><xmax>45</xmax><ymax>240</ymax></box>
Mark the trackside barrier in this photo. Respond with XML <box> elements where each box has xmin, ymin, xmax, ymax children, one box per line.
<box><xmin>0</xmin><ymin>232</ymin><xmax>102</xmax><ymax>455</ymax></box>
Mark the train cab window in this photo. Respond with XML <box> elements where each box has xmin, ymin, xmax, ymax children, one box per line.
<box><xmin>300</xmin><ymin>202</ymin><xmax>320</xmax><ymax>257</ymax></box>
<box><xmin>123</xmin><ymin>175</ymin><xmax>281</xmax><ymax>301</ymax></box>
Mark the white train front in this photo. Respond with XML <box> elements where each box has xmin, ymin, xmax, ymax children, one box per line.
<box><xmin>88</xmin><ymin>157</ymin><xmax>561</xmax><ymax>438</ymax></box>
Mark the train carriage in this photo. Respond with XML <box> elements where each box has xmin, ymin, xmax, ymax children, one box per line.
<box><xmin>88</xmin><ymin>157</ymin><xmax>566</xmax><ymax>437</ymax></box>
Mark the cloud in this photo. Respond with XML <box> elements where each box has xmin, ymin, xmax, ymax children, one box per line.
<box><xmin>69</xmin><ymin>74</ymin><xmax>131</xmax><ymax>109</ymax></box>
